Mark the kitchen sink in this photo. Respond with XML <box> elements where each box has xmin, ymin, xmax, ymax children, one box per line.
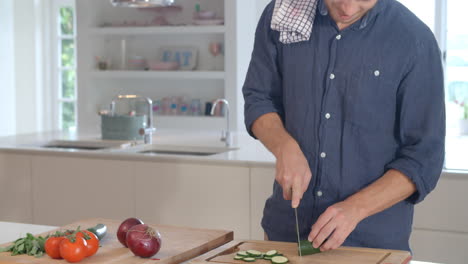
<box><xmin>41</xmin><ymin>140</ymin><xmax>134</xmax><ymax>151</ymax></box>
<box><xmin>132</xmin><ymin>145</ymin><xmax>238</xmax><ymax>156</ymax></box>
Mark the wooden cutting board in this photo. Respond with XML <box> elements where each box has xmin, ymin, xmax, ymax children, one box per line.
<box><xmin>190</xmin><ymin>240</ymin><xmax>412</xmax><ymax>264</ymax></box>
<box><xmin>0</xmin><ymin>218</ymin><xmax>233</xmax><ymax>264</ymax></box>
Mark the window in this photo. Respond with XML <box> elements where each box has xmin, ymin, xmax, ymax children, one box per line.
<box><xmin>398</xmin><ymin>1</ymin><xmax>468</xmax><ymax>171</ymax></box>
<box><xmin>53</xmin><ymin>0</ymin><xmax>77</xmax><ymax>131</ymax></box>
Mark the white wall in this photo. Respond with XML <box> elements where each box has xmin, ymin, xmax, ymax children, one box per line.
<box><xmin>256</xmin><ymin>0</ymin><xmax>272</xmax><ymax>21</ymax></box>
<box><xmin>0</xmin><ymin>0</ymin><xmax>16</xmax><ymax>137</ymax></box>
<box><xmin>0</xmin><ymin>0</ymin><xmax>40</xmax><ymax>136</ymax></box>
<box><xmin>13</xmin><ymin>0</ymin><xmax>38</xmax><ymax>135</ymax></box>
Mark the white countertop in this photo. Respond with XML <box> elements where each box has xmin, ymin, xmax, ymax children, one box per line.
<box><xmin>0</xmin><ymin>222</ymin><xmax>440</xmax><ymax>264</ymax></box>
<box><xmin>0</xmin><ymin>130</ymin><xmax>275</xmax><ymax>167</ymax></box>
<box><xmin>0</xmin><ymin>222</ymin><xmax>57</xmax><ymax>245</ymax></box>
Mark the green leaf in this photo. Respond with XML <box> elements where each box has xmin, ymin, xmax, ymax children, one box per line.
<box><xmin>17</xmin><ymin>244</ymin><xmax>24</xmax><ymax>252</ymax></box>
<box><xmin>0</xmin><ymin>245</ymin><xmax>13</xmax><ymax>252</ymax></box>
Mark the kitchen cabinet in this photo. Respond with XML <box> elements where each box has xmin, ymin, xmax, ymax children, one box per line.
<box><xmin>134</xmin><ymin>161</ymin><xmax>250</xmax><ymax>239</ymax></box>
<box><xmin>249</xmin><ymin>167</ymin><xmax>275</xmax><ymax>240</ymax></box>
<box><xmin>31</xmin><ymin>156</ymin><xmax>135</xmax><ymax>226</ymax></box>
<box><xmin>410</xmin><ymin>173</ymin><xmax>468</xmax><ymax>264</ymax></box>
<box><xmin>0</xmin><ymin>154</ymin><xmax>32</xmax><ymax>223</ymax></box>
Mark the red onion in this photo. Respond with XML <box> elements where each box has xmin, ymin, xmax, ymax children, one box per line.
<box><xmin>126</xmin><ymin>224</ymin><xmax>162</xmax><ymax>258</ymax></box>
<box><xmin>117</xmin><ymin>218</ymin><xmax>144</xmax><ymax>247</ymax></box>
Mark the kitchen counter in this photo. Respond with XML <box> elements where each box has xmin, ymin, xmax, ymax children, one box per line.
<box><xmin>0</xmin><ymin>130</ymin><xmax>275</xmax><ymax>167</ymax></box>
<box><xmin>0</xmin><ymin>222</ymin><xmax>57</xmax><ymax>244</ymax></box>
<box><xmin>0</xmin><ymin>222</ymin><xmax>440</xmax><ymax>264</ymax></box>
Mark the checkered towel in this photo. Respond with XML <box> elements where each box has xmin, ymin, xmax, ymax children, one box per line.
<box><xmin>271</xmin><ymin>0</ymin><xmax>319</xmax><ymax>44</ymax></box>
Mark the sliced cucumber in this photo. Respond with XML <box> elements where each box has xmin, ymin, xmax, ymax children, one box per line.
<box><xmin>247</xmin><ymin>250</ymin><xmax>262</xmax><ymax>257</ymax></box>
<box><xmin>271</xmin><ymin>256</ymin><xmax>289</xmax><ymax>264</ymax></box>
<box><xmin>265</xmin><ymin>250</ymin><xmax>278</xmax><ymax>257</ymax></box>
<box><xmin>237</xmin><ymin>251</ymin><xmax>249</xmax><ymax>257</ymax></box>
<box><xmin>264</xmin><ymin>256</ymin><xmax>273</xmax><ymax>260</ymax></box>
<box><xmin>243</xmin><ymin>257</ymin><xmax>256</xmax><ymax>262</ymax></box>
<box><xmin>234</xmin><ymin>255</ymin><xmax>244</xmax><ymax>260</ymax></box>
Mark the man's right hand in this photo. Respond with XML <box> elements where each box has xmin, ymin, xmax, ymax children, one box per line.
<box><xmin>275</xmin><ymin>138</ymin><xmax>312</xmax><ymax>208</ymax></box>
<box><xmin>252</xmin><ymin>113</ymin><xmax>312</xmax><ymax>208</ymax></box>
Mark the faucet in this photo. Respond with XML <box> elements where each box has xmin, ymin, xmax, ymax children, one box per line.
<box><xmin>110</xmin><ymin>95</ymin><xmax>156</xmax><ymax>144</ymax></box>
<box><xmin>211</xmin><ymin>99</ymin><xmax>231</xmax><ymax>147</ymax></box>
<box><xmin>138</xmin><ymin>96</ymin><xmax>156</xmax><ymax>144</ymax></box>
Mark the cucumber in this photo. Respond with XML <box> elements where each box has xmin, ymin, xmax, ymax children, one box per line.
<box><xmin>271</xmin><ymin>256</ymin><xmax>289</xmax><ymax>264</ymax></box>
<box><xmin>265</xmin><ymin>250</ymin><xmax>278</xmax><ymax>257</ymax></box>
<box><xmin>87</xmin><ymin>223</ymin><xmax>107</xmax><ymax>241</ymax></box>
<box><xmin>243</xmin><ymin>257</ymin><xmax>256</xmax><ymax>262</ymax></box>
<box><xmin>299</xmin><ymin>240</ymin><xmax>321</xmax><ymax>256</ymax></box>
<box><xmin>264</xmin><ymin>256</ymin><xmax>273</xmax><ymax>260</ymax></box>
<box><xmin>247</xmin><ymin>250</ymin><xmax>262</xmax><ymax>257</ymax></box>
<box><xmin>234</xmin><ymin>255</ymin><xmax>244</xmax><ymax>260</ymax></box>
<box><xmin>247</xmin><ymin>249</ymin><xmax>262</xmax><ymax>257</ymax></box>
<box><xmin>237</xmin><ymin>251</ymin><xmax>249</xmax><ymax>257</ymax></box>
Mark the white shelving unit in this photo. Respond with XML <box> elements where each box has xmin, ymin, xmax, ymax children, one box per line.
<box><xmin>76</xmin><ymin>0</ymin><xmax>256</xmax><ymax>132</ymax></box>
<box><xmin>90</xmin><ymin>70</ymin><xmax>225</xmax><ymax>80</ymax></box>
<box><xmin>88</xmin><ymin>25</ymin><xmax>226</xmax><ymax>35</ymax></box>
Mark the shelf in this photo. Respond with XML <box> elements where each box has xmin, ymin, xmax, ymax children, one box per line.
<box><xmin>155</xmin><ymin>115</ymin><xmax>226</xmax><ymax>130</ymax></box>
<box><xmin>89</xmin><ymin>25</ymin><xmax>225</xmax><ymax>35</ymax></box>
<box><xmin>90</xmin><ymin>70</ymin><xmax>225</xmax><ymax>80</ymax></box>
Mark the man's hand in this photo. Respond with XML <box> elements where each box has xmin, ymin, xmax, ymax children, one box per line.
<box><xmin>307</xmin><ymin>200</ymin><xmax>364</xmax><ymax>251</ymax></box>
<box><xmin>275</xmin><ymin>138</ymin><xmax>312</xmax><ymax>208</ymax></box>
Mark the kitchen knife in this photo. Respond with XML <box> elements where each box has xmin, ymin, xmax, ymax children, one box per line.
<box><xmin>294</xmin><ymin>207</ymin><xmax>302</xmax><ymax>256</ymax></box>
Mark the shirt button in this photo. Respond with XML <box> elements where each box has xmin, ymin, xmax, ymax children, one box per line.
<box><xmin>320</xmin><ymin>152</ymin><xmax>327</xmax><ymax>158</ymax></box>
<box><xmin>374</xmin><ymin>70</ymin><xmax>380</xmax><ymax>77</ymax></box>
<box><xmin>317</xmin><ymin>190</ymin><xmax>323</xmax><ymax>197</ymax></box>
<box><xmin>329</xmin><ymin>73</ymin><xmax>335</xmax><ymax>80</ymax></box>
<box><xmin>325</xmin><ymin>113</ymin><xmax>331</xmax><ymax>119</ymax></box>
<box><xmin>336</xmin><ymin>34</ymin><xmax>342</xmax><ymax>40</ymax></box>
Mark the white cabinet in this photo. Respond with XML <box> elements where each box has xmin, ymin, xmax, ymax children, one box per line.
<box><xmin>249</xmin><ymin>167</ymin><xmax>275</xmax><ymax>240</ymax></box>
<box><xmin>134</xmin><ymin>161</ymin><xmax>251</xmax><ymax>239</ymax></box>
<box><xmin>0</xmin><ymin>154</ymin><xmax>32</xmax><ymax>223</ymax></box>
<box><xmin>31</xmin><ymin>156</ymin><xmax>135</xmax><ymax>226</ymax></box>
<box><xmin>410</xmin><ymin>173</ymin><xmax>468</xmax><ymax>264</ymax></box>
<box><xmin>410</xmin><ymin>229</ymin><xmax>468</xmax><ymax>264</ymax></box>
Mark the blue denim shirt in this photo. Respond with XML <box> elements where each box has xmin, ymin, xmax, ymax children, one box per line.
<box><xmin>243</xmin><ymin>0</ymin><xmax>445</xmax><ymax>251</ymax></box>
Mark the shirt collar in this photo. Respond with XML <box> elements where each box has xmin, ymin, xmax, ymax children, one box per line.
<box><xmin>318</xmin><ymin>0</ymin><xmax>387</xmax><ymax>30</ymax></box>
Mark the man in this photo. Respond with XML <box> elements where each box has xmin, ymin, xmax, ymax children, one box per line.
<box><xmin>243</xmin><ymin>0</ymin><xmax>445</xmax><ymax>252</ymax></box>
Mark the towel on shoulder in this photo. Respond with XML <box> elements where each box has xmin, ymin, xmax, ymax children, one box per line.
<box><xmin>271</xmin><ymin>0</ymin><xmax>319</xmax><ymax>44</ymax></box>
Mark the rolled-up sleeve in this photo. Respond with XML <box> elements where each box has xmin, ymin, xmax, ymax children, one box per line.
<box><xmin>385</xmin><ymin>38</ymin><xmax>446</xmax><ymax>204</ymax></box>
<box><xmin>242</xmin><ymin>2</ymin><xmax>284</xmax><ymax>138</ymax></box>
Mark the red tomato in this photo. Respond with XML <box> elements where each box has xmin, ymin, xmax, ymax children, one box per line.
<box><xmin>45</xmin><ymin>236</ymin><xmax>65</xmax><ymax>259</ymax></box>
<box><xmin>76</xmin><ymin>230</ymin><xmax>99</xmax><ymax>257</ymax></box>
<box><xmin>59</xmin><ymin>236</ymin><xmax>87</xmax><ymax>263</ymax></box>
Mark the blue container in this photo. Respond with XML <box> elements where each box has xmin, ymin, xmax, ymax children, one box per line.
<box><xmin>101</xmin><ymin>114</ymin><xmax>146</xmax><ymax>140</ymax></box>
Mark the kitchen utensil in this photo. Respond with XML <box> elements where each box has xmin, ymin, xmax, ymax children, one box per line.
<box><xmin>196</xmin><ymin>11</ymin><xmax>216</xmax><ymax>20</ymax></box>
<box><xmin>190</xmin><ymin>240</ymin><xmax>412</xmax><ymax>264</ymax></box>
<box><xmin>294</xmin><ymin>207</ymin><xmax>302</xmax><ymax>256</ymax></box>
<box><xmin>101</xmin><ymin>114</ymin><xmax>146</xmax><ymax>140</ymax></box>
<box><xmin>0</xmin><ymin>218</ymin><xmax>233</xmax><ymax>264</ymax></box>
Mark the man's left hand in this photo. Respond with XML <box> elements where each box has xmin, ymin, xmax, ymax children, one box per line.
<box><xmin>307</xmin><ymin>200</ymin><xmax>365</xmax><ymax>251</ymax></box>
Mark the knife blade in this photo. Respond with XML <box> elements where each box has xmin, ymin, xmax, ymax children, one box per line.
<box><xmin>294</xmin><ymin>207</ymin><xmax>302</xmax><ymax>256</ymax></box>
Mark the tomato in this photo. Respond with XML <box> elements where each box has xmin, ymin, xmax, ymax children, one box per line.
<box><xmin>45</xmin><ymin>236</ymin><xmax>65</xmax><ymax>259</ymax></box>
<box><xmin>76</xmin><ymin>230</ymin><xmax>99</xmax><ymax>257</ymax></box>
<box><xmin>59</xmin><ymin>236</ymin><xmax>87</xmax><ymax>263</ymax></box>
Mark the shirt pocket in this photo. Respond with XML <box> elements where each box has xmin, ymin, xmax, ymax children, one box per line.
<box><xmin>341</xmin><ymin>65</ymin><xmax>398</xmax><ymax>132</ymax></box>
